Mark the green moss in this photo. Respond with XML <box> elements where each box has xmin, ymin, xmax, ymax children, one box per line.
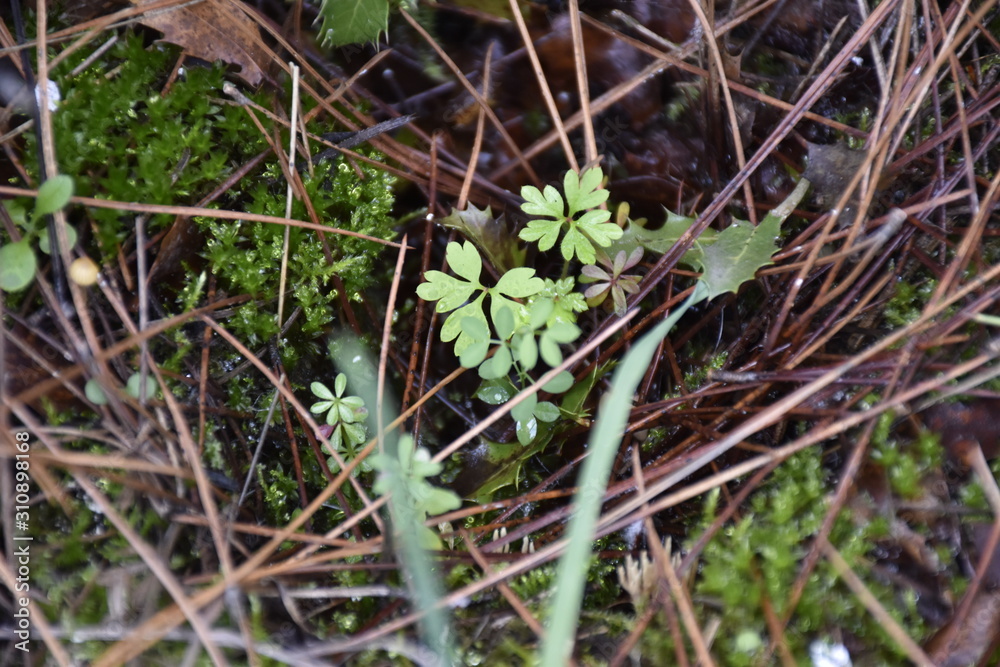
<box><xmin>663</xmin><ymin>445</ymin><xmax>929</xmax><ymax>664</ymax></box>
<box><xmin>884</xmin><ymin>279</ymin><xmax>936</xmax><ymax>328</ymax></box>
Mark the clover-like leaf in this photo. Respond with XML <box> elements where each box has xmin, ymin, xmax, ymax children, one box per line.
<box><xmin>493</xmin><ymin>306</ymin><xmax>516</xmax><ymax>341</ymax></box>
<box><xmin>543</xmin><ymin>370</ymin><xmax>574</xmax><ymax>394</ymax></box>
<box><xmin>534</xmin><ymin>401</ymin><xmax>561</xmax><ymax>423</ymax></box>
<box><xmin>440</xmin><ymin>293</ymin><xmax>488</xmax><ymax>354</ymax></box>
<box><xmin>494</xmin><ymin>267</ymin><xmax>544</xmax><ymax>298</ymax></box>
<box><xmin>514</xmin><ymin>332</ymin><xmax>539</xmax><ymax>371</ymax></box>
<box><xmin>476</xmin><ymin>377</ymin><xmax>517</xmax><ymax>405</ymax></box>
<box><xmin>417</xmin><ymin>270</ymin><xmax>479</xmax><ymax>312</ymax></box>
<box><xmin>519</xmin><ymin>217</ymin><xmax>563</xmax><ymax>252</ymax></box>
<box><xmin>539</xmin><ymin>321</ymin><xmax>582</xmax><ymax>368</ymax></box>
<box><xmin>516</xmin><ymin>416</ymin><xmax>538</xmax><ymax>445</ymax></box>
<box><xmin>511</xmin><ymin>392</ymin><xmax>537</xmax><ymax>424</ymax></box>
<box><xmin>520</xmin><ymin>183</ymin><xmax>565</xmax><ymax>220</ymax></box>
<box><xmin>478</xmin><ymin>345</ymin><xmax>513</xmax><ymax>379</ymax></box>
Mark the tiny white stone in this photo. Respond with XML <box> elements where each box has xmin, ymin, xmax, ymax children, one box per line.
<box><xmin>810</xmin><ymin>640</ymin><xmax>852</xmax><ymax>667</ymax></box>
<box><xmin>36</xmin><ymin>79</ymin><xmax>60</xmax><ymax>111</ymax></box>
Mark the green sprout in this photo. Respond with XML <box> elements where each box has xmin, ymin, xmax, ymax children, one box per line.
<box><xmin>518</xmin><ymin>166</ymin><xmax>622</xmax><ymax>264</ymax></box>
<box><xmin>416</xmin><ymin>240</ymin><xmax>544</xmax><ymax>354</ymax></box>
<box><xmin>371</xmin><ymin>435</ymin><xmax>462</xmax><ymax>550</ymax></box>
<box><xmin>580</xmin><ymin>247</ymin><xmax>644</xmax><ymax>316</ymax></box>
<box><xmin>310</xmin><ymin>373</ymin><xmax>369</xmax><ymax>472</ymax></box>
<box><xmin>0</xmin><ymin>174</ymin><xmax>76</xmax><ymax>292</ymax></box>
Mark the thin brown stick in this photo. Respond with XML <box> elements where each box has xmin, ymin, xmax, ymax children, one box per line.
<box><xmin>508</xmin><ymin>0</ymin><xmax>578</xmax><ymax>172</ymax></box>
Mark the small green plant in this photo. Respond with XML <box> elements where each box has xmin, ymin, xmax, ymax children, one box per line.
<box><xmin>317</xmin><ymin>0</ymin><xmax>392</xmax><ymax>47</ymax></box>
<box><xmin>371</xmin><ymin>435</ymin><xmax>462</xmax><ymax>549</ymax></box>
<box><xmin>417</xmin><ymin>239</ymin><xmax>544</xmax><ymax>355</ymax></box>
<box><xmin>84</xmin><ymin>372</ymin><xmax>160</xmax><ymax>405</ymax></box>
<box><xmin>518</xmin><ymin>166</ymin><xmax>622</xmax><ymax>264</ymax></box>
<box><xmin>310</xmin><ymin>373</ymin><xmax>370</xmax><ymax>472</ymax></box>
<box><xmin>580</xmin><ymin>246</ymin><xmax>644</xmax><ymax>316</ymax></box>
<box><xmin>0</xmin><ymin>175</ymin><xmax>75</xmax><ymax>291</ymax></box>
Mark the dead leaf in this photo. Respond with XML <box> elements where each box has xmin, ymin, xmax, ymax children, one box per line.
<box><xmin>130</xmin><ymin>0</ymin><xmax>269</xmax><ymax>87</ymax></box>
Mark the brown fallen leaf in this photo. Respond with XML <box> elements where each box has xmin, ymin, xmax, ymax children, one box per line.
<box><xmin>130</xmin><ymin>0</ymin><xmax>269</xmax><ymax>87</ymax></box>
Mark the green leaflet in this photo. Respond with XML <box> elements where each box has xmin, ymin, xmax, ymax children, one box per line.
<box><xmin>316</xmin><ymin>0</ymin><xmax>390</xmax><ymax>47</ymax></box>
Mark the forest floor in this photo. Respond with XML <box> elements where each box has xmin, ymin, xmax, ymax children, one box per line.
<box><xmin>1</xmin><ymin>0</ymin><xmax>999</xmax><ymax>665</ymax></box>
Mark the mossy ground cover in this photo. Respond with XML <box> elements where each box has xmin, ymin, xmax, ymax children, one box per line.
<box><xmin>2</xmin><ymin>2</ymin><xmax>999</xmax><ymax>665</ymax></box>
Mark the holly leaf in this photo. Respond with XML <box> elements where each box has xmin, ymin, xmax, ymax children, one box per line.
<box><xmin>689</xmin><ymin>178</ymin><xmax>809</xmax><ymax>300</ymax></box>
<box><xmin>613</xmin><ymin>209</ymin><xmax>716</xmax><ymax>266</ymax></box>
<box><xmin>316</xmin><ymin>0</ymin><xmax>390</xmax><ymax>47</ymax></box>
<box><xmin>439</xmin><ymin>204</ymin><xmax>525</xmax><ymax>273</ymax></box>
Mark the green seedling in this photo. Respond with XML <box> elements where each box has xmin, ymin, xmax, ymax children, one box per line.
<box><xmin>310</xmin><ymin>373</ymin><xmax>370</xmax><ymax>472</ymax></box>
<box><xmin>518</xmin><ymin>166</ymin><xmax>622</xmax><ymax>264</ymax></box>
<box><xmin>417</xmin><ymin>240</ymin><xmax>543</xmax><ymax>355</ymax></box>
<box><xmin>0</xmin><ymin>174</ymin><xmax>76</xmax><ymax>291</ymax></box>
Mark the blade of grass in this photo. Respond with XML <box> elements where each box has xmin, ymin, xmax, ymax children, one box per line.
<box><xmin>540</xmin><ymin>281</ymin><xmax>708</xmax><ymax>664</ymax></box>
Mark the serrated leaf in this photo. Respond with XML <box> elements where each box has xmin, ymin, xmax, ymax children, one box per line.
<box><xmin>693</xmin><ymin>178</ymin><xmax>809</xmax><ymax>300</ymax></box>
<box><xmin>439</xmin><ymin>204</ymin><xmax>525</xmax><ymax>272</ymax></box>
<box><xmin>521</xmin><ymin>183</ymin><xmax>564</xmax><ymax>219</ymax></box>
<box><xmin>0</xmin><ymin>241</ymin><xmax>36</xmax><ymax>291</ymax></box>
<box><xmin>561</xmin><ymin>225</ymin><xmax>594</xmax><ymax>263</ymax></box>
<box><xmin>317</xmin><ymin>0</ymin><xmax>390</xmax><ymax>47</ymax></box>
<box><xmin>613</xmin><ymin>209</ymin><xmax>715</xmax><ymax>266</ymax></box>
<box><xmin>565</xmin><ymin>167</ymin><xmax>609</xmax><ymax>214</ymax></box>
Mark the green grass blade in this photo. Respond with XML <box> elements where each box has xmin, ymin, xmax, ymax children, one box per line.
<box><xmin>540</xmin><ymin>281</ymin><xmax>708</xmax><ymax>664</ymax></box>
